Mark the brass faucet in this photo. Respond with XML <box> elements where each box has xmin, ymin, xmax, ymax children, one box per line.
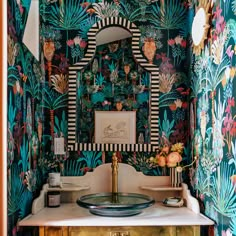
<box><xmin>111</xmin><ymin>152</ymin><xmax>118</xmax><ymax>203</ymax></box>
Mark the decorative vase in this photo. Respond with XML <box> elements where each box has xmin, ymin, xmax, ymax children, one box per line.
<box><xmin>170</xmin><ymin>167</ymin><xmax>182</xmax><ymax>187</ymax></box>
<box><xmin>43</xmin><ymin>40</ymin><xmax>55</xmax><ymax>86</ymax></box>
<box><xmin>124</xmin><ymin>64</ymin><xmax>130</xmax><ymax>83</ymax></box>
<box><xmin>143</xmin><ymin>38</ymin><xmax>156</xmax><ymax>64</ymax></box>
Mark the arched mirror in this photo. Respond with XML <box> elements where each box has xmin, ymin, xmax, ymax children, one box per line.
<box><xmin>68</xmin><ymin>17</ymin><xmax>159</xmax><ymax>152</ymax></box>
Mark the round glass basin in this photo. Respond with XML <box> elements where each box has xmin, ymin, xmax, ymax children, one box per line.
<box><xmin>77</xmin><ymin>192</ymin><xmax>155</xmax><ymax>217</ymax></box>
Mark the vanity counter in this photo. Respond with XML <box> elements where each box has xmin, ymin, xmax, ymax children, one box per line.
<box><xmin>19</xmin><ymin>203</ymin><xmax>214</xmax><ymax>227</ymax></box>
<box><xmin>19</xmin><ymin>165</ymin><xmax>214</xmax><ymax>235</ymax></box>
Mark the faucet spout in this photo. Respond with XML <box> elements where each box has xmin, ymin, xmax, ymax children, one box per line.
<box><xmin>111</xmin><ymin>152</ymin><xmax>118</xmax><ymax>203</ymax></box>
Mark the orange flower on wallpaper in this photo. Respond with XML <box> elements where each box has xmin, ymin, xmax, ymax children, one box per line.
<box><xmin>230</xmin><ymin>175</ymin><xmax>236</xmax><ymax>186</ymax></box>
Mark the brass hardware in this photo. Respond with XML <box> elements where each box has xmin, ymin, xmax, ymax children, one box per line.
<box><xmin>111</xmin><ymin>152</ymin><xmax>118</xmax><ymax>203</ymax></box>
<box><xmin>110</xmin><ymin>232</ymin><xmax>120</xmax><ymax>236</ymax></box>
<box><xmin>110</xmin><ymin>231</ymin><xmax>130</xmax><ymax>236</ymax></box>
<box><xmin>120</xmin><ymin>232</ymin><xmax>130</xmax><ymax>236</ymax></box>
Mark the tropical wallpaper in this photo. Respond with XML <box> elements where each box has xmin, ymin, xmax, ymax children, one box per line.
<box><xmin>77</xmin><ymin>38</ymin><xmax>152</xmax><ymax>144</ymax></box>
<box><xmin>6</xmin><ymin>0</ymin><xmax>236</xmax><ymax>235</ymax></box>
<box><xmin>189</xmin><ymin>0</ymin><xmax>236</xmax><ymax>235</ymax></box>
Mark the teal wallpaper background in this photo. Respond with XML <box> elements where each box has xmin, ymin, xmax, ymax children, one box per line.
<box><xmin>189</xmin><ymin>0</ymin><xmax>236</xmax><ymax>235</ymax></box>
<box><xmin>6</xmin><ymin>0</ymin><xmax>236</xmax><ymax>235</ymax></box>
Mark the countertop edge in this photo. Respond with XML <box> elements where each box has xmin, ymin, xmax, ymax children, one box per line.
<box><xmin>19</xmin><ymin>203</ymin><xmax>215</xmax><ymax>227</ymax></box>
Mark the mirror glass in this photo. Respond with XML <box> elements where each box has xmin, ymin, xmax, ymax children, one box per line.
<box><xmin>68</xmin><ymin>17</ymin><xmax>159</xmax><ymax>153</ymax></box>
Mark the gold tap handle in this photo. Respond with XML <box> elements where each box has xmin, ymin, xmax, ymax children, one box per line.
<box><xmin>111</xmin><ymin>152</ymin><xmax>119</xmax><ymax>200</ymax></box>
<box><xmin>112</xmin><ymin>152</ymin><xmax>118</xmax><ymax>171</ymax></box>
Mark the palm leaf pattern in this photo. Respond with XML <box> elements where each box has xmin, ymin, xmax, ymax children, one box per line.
<box><xmin>91</xmin><ymin>92</ymin><xmax>105</xmax><ymax>104</ymax></box>
<box><xmin>8</xmin><ymin>164</ymin><xmax>26</xmax><ymax>216</ymax></box>
<box><xmin>54</xmin><ymin>111</ymin><xmax>68</xmax><ymax>137</ymax></box>
<box><xmin>40</xmin><ymin>85</ymin><xmax>68</xmax><ymax>110</ymax></box>
<box><xmin>63</xmin><ymin>159</ymin><xmax>84</xmax><ymax>176</ymax></box>
<box><xmin>78</xmin><ymin>17</ymin><xmax>97</xmax><ymax>40</ymax></box>
<box><xmin>204</xmin><ymin>56</ymin><xmax>230</xmax><ymax>93</ymax></box>
<box><xmin>18</xmin><ymin>190</ymin><xmax>33</xmax><ymax>219</ymax></box>
<box><xmin>119</xmin><ymin>1</ymin><xmax>147</xmax><ymax>22</ymax></box>
<box><xmin>160</xmin><ymin>110</ymin><xmax>175</xmax><ymax>140</ymax></box>
<box><xmin>190</xmin><ymin>75</ymin><xmax>204</xmax><ymax>100</ymax></box>
<box><xmin>226</xmin><ymin>19</ymin><xmax>236</xmax><ymax>45</ymax></box>
<box><xmin>9</xmin><ymin>0</ymin><xmax>22</xmax><ymax>37</ymax></box>
<box><xmin>44</xmin><ymin>0</ymin><xmax>89</xmax><ymax>30</ymax></box>
<box><xmin>18</xmin><ymin>138</ymin><xmax>30</xmax><ymax>173</ymax></box>
<box><xmin>195</xmin><ymin>162</ymin><xmax>210</xmax><ymax>193</ymax></box>
<box><xmin>8</xmin><ymin>66</ymin><xmax>20</xmax><ymax>87</ymax></box>
<box><xmin>210</xmin><ymin>162</ymin><xmax>236</xmax><ymax>217</ymax></box>
<box><xmin>8</xmin><ymin>91</ymin><xmax>17</xmax><ymax>133</ymax></box>
<box><xmin>150</xmin><ymin>1</ymin><xmax>186</xmax><ymax>30</ymax></box>
<box><xmin>159</xmin><ymin>91</ymin><xmax>182</xmax><ymax>108</ymax></box>
<box><xmin>43</xmin><ymin>0</ymin><xmax>89</xmax><ymax>56</ymax></box>
<box><xmin>78</xmin><ymin>151</ymin><xmax>102</xmax><ymax>168</ymax></box>
<box><xmin>92</xmin><ymin>2</ymin><xmax>119</xmax><ymax>19</ymax></box>
<box><xmin>233</xmin><ymin>0</ymin><xmax>236</xmax><ymax>15</ymax></box>
<box><xmin>230</xmin><ymin>213</ymin><xmax>236</xmax><ymax>236</ymax></box>
<box><xmin>150</xmin><ymin>1</ymin><xmax>186</xmax><ymax>56</ymax></box>
<box><xmin>212</xmin><ymin>91</ymin><xmax>225</xmax><ymax>164</ymax></box>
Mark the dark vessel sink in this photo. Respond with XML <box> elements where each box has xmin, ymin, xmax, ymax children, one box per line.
<box><xmin>77</xmin><ymin>192</ymin><xmax>155</xmax><ymax>217</ymax></box>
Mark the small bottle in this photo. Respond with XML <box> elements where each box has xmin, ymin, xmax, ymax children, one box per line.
<box><xmin>138</xmin><ymin>133</ymin><xmax>144</xmax><ymax>144</ymax></box>
<box><xmin>47</xmin><ymin>191</ymin><xmax>61</xmax><ymax>208</ymax></box>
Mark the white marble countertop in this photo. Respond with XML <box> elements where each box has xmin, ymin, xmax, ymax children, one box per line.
<box><xmin>19</xmin><ymin>203</ymin><xmax>214</xmax><ymax>227</ymax></box>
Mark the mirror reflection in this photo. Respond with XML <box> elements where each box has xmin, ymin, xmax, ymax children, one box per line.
<box><xmin>77</xmin><ymin>37</ymin><xmax>151</xmax><ymax>145</ymax></box>
<box><xmin>68</xmin><ymin>17</ymin><xmax>159</xmax><ymax>153</ymax></box>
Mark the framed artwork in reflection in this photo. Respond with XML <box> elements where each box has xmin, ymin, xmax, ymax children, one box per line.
<box><xmin>94</xmin><ymin>111</ymin><xmax>136</xmax><ymax>144</ymax></box>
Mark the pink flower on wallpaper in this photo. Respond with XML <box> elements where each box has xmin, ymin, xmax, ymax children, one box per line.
<box><xmin>66</xmin><ymin>39</ymin><xmax>74</xmax><ymax>47</ymax></box>
<box><xmin>225</xmin><ymin>97</ymin><xmax>235</xmax><ymax>113</ymax></box>
<box><xmin>216</xmin><ymin>17</ymin><xmax>226</xmax><ymax>34</ymax></box>
<box><xmin>19</xmin><ymin>5</ymin><xmax>24</xmax><ymax>14</ymax></box>
<box><xmin>12</xmin><ymin>226</ymin><xmax>17</xmax><ymax>236</ymax></box>
<box><xmin>159</xmin><ymin>59</ymin><xmax>175</xmax><ymax>74</ymax></box>
<box><xmin>168</xmin><ymin>39</ymin><xmax>175</xmax><ymax>46</ymax></box>
<box><xmin>181</xmin><ymin>40</ymin><xmax>187</xmax><ymax>48</ymax></box>
<box><xmin>156</xmin><ymin>52</ymin><xmax>168</xmax><ymax>62</ymax></box>
<box><xmin>226</xmin><ymin>45</ymin><xmax>234</xmax><ymax>61</ymax></box>
<box><xmin>182</xmin><ymin>102</ymin><xmax>188</xmax><ymax>109</ymax></box>
<box><xmin>54</xmin><ymin>53</ymin><xmax>69</xmax><ymax>74</ymax></box>
<box><xmin>217</xmin><ymin>15</ymin><xmax>225</xmax><ymax>25</ymax></box>
<box><xmin>223</xmin><ymin>113</ymin><xmax>234</xmax><ymax>134</ymax></box>
<box><xmin>228</xmin><ymin>97</ymin><xmax>235</xmax><ymax>107</ymax></box>
<box><xmin>212</xmin><ymin>6</ymin><xmax>226</xmax><ymax>39</ymax></box>
<box><xmin>213</xmin><ymin>6</ymin><xmax>222</xmax><ymax>19</ymax></box>
<box><xmin>102</xmin><ymin>100</ymin><xmax>111</xmax><ymax>106</ymax></box>
<box><xmin>79</xmin><ymin>40</ymin><xmax>87</xmax><ymax>49</ymax></box>
<box><xmin>231</xmin><ymin>121</ymin><xmax>236</xmax><ymax>136</ymax></box>
<box><xmin>199</xmin><ymin>193</ymin><xmax>204</xmax><ymax>201</ymax></box>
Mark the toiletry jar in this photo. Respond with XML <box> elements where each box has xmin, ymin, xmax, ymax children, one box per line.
<box><xmin>47</xmin><ymin>191</ymin><xmax>60</xmax><ymax>208</ymax></box>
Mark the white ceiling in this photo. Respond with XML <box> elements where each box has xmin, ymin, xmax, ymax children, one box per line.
<box><xmin>96</xmin><ymin>26</ymin><xmax>132</xmax><ymax>46</ymax></box>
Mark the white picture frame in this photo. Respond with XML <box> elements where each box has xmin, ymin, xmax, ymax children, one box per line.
<box><xmin>94</xmin><ymin>111</ymin><xmax>136</xmax><ymax>144</ymax></box>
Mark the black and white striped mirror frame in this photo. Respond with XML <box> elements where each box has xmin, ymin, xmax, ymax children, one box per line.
<box><xmin>68</xmin><ymin>17</ymin><xmax>159</xmax><ymax>152</ymax></box>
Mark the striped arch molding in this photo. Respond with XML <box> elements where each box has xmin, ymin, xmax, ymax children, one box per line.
<box><xmin>68</xmin><ymin>17</ymin><xmax>159</xmax><ymax>152</ymax></box>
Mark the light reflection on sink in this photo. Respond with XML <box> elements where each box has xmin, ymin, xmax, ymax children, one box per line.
<box><xmin>77</xmin><ymin>192</ymin><xmax>155</xmax><ymax>217</ymax></box>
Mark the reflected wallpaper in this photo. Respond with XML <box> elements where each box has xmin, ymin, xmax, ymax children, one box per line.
<box><xmin>6</xmin><ymin>0</ymin><xmax>236</xmax><ymax>235</ymax></box>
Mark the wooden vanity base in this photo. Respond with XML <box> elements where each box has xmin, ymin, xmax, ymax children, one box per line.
<box><xmin>40</xmin><ymin>225</ymin><xmax>200</xmax><ymax>236</ymax></box>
